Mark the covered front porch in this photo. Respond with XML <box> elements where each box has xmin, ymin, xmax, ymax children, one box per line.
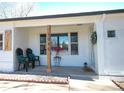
<box><xmin>13</xmin><ymin>23</ymin><xmax>97</xmax><ymax>75</ymax></box>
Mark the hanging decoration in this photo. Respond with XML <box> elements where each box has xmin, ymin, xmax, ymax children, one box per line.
<box><xmin>91</xmin><ymin>32</ymin><xmax>97</xmax><ymax>44</ymax></box>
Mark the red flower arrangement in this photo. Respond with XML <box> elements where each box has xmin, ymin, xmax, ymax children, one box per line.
<box><xmin>52</xmin><ymin>47</ymin><xmax>64</xmax><ymax>55</ymax></box>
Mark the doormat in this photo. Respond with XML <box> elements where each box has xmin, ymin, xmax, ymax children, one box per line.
<box><xmin>0</xmin><ymin>74</ymin><xmax>69</xmax><ymax>84</ymax></box>
<box><xmin>83</xmin><ymin>67</ymin><xmax>94</xmax><ymax>73</ymax></box>
<box><xmin>112</xmin><ymin>80</ymin><xmax>124</xmax><ymax>91</ymax></box>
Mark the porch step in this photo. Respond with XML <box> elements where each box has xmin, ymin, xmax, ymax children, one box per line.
<box><xmin>0</xmin><ymin>74</ymin><xmax>69</xmax><ymax>84</ymax></box>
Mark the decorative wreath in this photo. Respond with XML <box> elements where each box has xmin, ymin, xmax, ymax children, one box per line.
<box><xmin>91</xmin><ymin>32</ymin><xmax>97</xmax><ymax>44</ymax></box>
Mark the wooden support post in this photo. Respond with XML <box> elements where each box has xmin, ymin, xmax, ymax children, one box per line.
<box><xmin>47</xmin><ymin>25</ymin><xmax>52</xmax><ymax>73</ymax></box>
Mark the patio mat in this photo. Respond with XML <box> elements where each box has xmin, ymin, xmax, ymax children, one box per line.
<box><xmin>0</xmin><ymin>74</ymin><xmax>69</xmax><ymax>84</ymax></box>
<box><xmin>112</xmin><ymin>80</ymin><xmax>124</xmax><ymax>91</ymax></box>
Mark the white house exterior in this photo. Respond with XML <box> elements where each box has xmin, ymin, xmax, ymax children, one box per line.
<box><xmin>0</xmin><ymin>9</ymin><xmax>124</xmax><ymax>76</ymax></box>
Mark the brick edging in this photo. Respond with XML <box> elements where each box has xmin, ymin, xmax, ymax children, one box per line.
<box><xmin>0</xmin><ymin>74</ymin><xmax>69</xmax><ymax>84</ymax></box>
<box><xmin>112</xmin><ymin>80</ymin><xmax>124</xmax><ymax>91</ymax></box>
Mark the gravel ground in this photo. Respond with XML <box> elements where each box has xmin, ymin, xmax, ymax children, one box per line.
<box><xmin>69</xmin><ymin>79</ymin><xmax>121</xmax><ymax>91</ymax></box>
<box><xmin>0</xmin><ymin>81</ymin><xmax>69</xmax><ymax>91</ymax></box>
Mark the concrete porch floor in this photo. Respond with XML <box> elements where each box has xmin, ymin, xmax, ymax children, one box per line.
<box><xmin>11</xmin><ymin>66</ymin><xmax>97</xmax><ymax>79</ymax></box>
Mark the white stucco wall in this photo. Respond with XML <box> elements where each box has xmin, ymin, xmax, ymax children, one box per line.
<box><xmin>13</xmin><ymin>28</ymin><xmax>29</xmax><ymax>70</ymax></box>
<box><xmin>103</xmin><ymin>14</ymin><xmax>124</xmax><ymax>75</ymax></box>
<box><xmin>0</xmin><ymin>27</ymin><xmax>14</xmax><ymax>72</ymax></box>
<box><xmin>25</xmin><ymin>24</ymin><xmax>93</xmax><ymax>67</ymax></box>
<box><xmin>94</xmin><ymin>13</ymin><xmax>124</xmax><ymax>75</ymax></box>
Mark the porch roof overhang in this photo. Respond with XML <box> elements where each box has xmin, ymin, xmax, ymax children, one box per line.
<box><xmin>0</xmin><ymin>9</ymin><xmax>124</xmax><ymax>22</ymax></box>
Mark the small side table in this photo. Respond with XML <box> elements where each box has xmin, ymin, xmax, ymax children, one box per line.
<box><xmin>53</xmin><ymin>56</ymin><xmax>61</xmax><ymax>67</ymax></box>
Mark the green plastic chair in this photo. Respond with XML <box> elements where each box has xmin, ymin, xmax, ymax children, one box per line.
<box><xmin>16</xmin><ymin>48</ymin><xmax>28</xmax><ymax>72</ymax></box>
<box><xmin>26</xmin><ymin>48</ymin><xmax>40</xmax><ymax>68</ymax></box>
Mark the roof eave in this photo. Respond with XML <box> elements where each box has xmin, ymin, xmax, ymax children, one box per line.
<box><xmin>0</xmin><ymin>9</ymin><xmax>124</xmax><ymax>22</ymax></box>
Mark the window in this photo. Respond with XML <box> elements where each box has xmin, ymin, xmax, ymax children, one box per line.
<box><xmin>40</xmin><ymin>34</ymin><xmax>46</xmax><ymax>55</ymax></box>
<box><xmin>51</xmin><ymin>33</ymin><xmax>68</xmax><ymax>51</ymax></box>
<box><xmin>107</xmin><ymin>30</ymin><xmax>116</xmax><ymax>38</ymax></box>
<box><xmin>71</xmin><ymin>32</ymin><xmax>78</xmax><ymax>55</ymax></box>
<box><xmin>0</xmin><ymin>34</ymin><xmax>3</xmax><ymax>50</ymax></box>
<box><xmin>40</xmin><ymin>32</ymin><xmax>78</xmax><ymax>55</ymax></box>
<box><xmin>40</xmin><ymin>33</ymin><xmax>68</xmax><ymax>55</ymax></box>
